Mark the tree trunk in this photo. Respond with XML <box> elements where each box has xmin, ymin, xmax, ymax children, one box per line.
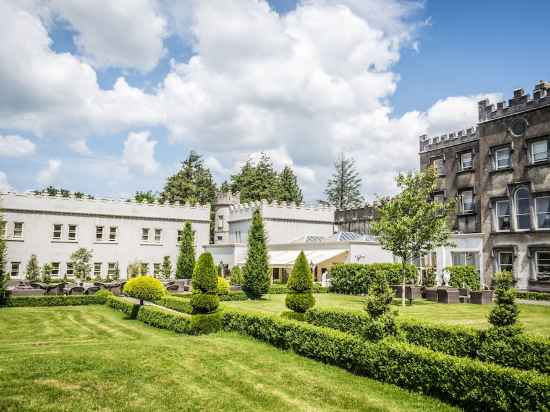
<box><xmin>401</xmin><ymin>259</ymin><xmax>406</xmax><ymax>307</ymax></box>
<box><xmin>140</xmin><ymin>299</ymin><xmax>144</xmax><ymax>306</ymax></box>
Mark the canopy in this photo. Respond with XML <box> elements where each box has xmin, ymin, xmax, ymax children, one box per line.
<box><xmin>267</xmin><ymin>249</ymin><xmax>348</xmax><ymax>267</ymax></box>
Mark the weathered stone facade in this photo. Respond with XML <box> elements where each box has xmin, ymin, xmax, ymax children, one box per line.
<box><xmin>420</xmin><ymin>81</ymin><xmax>550</xmax><ymax>291</ymax></box>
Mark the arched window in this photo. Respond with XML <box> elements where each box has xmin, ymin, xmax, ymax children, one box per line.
<box><xmin>515</xmin><ymin>187</ymin><xmax>531</xmax><ymax>230</ymax></box>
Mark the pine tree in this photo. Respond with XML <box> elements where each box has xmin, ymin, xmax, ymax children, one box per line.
<box><xmin>0</xmin><ymin>212</ymin><xmax>7</xmax><ymax>303</ymax></box>
<box><xmin>25</xmin><ymin>254</ymin><xmax>40</xmax><ymax>281</ymax></box>
<box><xmin>134</xmin><ymin>190</ymin><xmax>157</xmax><ymax>204</ymax></box>
<box><xmin>190</xmin><ymin>252</ymin><xmax>219</xmax><ymax>313</ymax></box>
<box><xmin>230</xmin><ymin>153</ymin><xmax>281</xmax><ymax>203</ymax></box>
<box><xmin>230</xmin><ymin>266</ymin><xmax>244</xmax><ymax>285</ymax></box>
<box><xmin>161</xmin><ymin>256</ymin><xmax>172</xmax><ymax>279</ymax></box>
<box><xmin>176</xmin><ymin>221</ymin><xmax>195</xmax><ymax>279</ymax></box>
<box><xmin>325</xmin><ymin>153</ymin><xmax>364</xmax><ymax>209</ymax></box>
<box><xmin>285</xmin><ymin>251</ymin><xmax>315</xmax><ymax>313</ymax></box>
<box><xmin>278</xmin><ymin>166</ymin><xmax>303</xmax><ymax>204</ymax></box>
<box><xmin>242</xmin><ymin>209</ymin><xmax>270</xmax><ymax>299</ymax></box>
<box><xmin>488</xmin><ymin>271</ymin><xmax>519</xmax><ymax>329</ymax></box>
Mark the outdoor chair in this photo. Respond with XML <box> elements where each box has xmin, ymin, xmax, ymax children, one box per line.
<box><xmin>458</xmin><ymin>287</ymin><xmax>470</xmax><ymax>303</ymax></box>
<box><xmin>85</xmin><ymin>286</ymin><xmax>100</xmax><ymax>295</ymax></box>
<box><xmin>437</xmin><ymin>287</ymin><xmax>460</xmax><ymax>304</ymax></box>
<box><xmin>67</xmin><ymin>286</ymin><xmax>85</xmax><ymax>295</ymax></box>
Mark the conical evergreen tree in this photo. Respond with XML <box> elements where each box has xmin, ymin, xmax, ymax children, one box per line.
<box><xmin>279</xmin><ymin>166</ymin><xmax>303</xmax><ymax>204</ymax></box>
<box><xmin>285</xmin><ymin>251</ymin><xmax>315</xmax><ymax>313</ymax></box>
<box><xmin>325</xmin><ymin>153</ymin><xmax>364</xmax><ymax>210</ymax></box>
<box><xmin>0</xmin><ymin>212</ymin><xmax>7</xmax><ymax>304</ymax></box>
<box><xmin>176</xmin><ymin>221</ymin><xmax>195</xmax><ymax>279</ymax></box>
<box><xmin>25</xmin><ymin>254</ymin><xmax>40</xmax><ymax>281</ymax></box>
<box><xmin>242</xmin><ymin>209</ymin><xmax>270</xmax><ymax>299</ymax></box>
<box><xmin>191</xmin><ymin>252</ymin><xmax>219</xmax><ymax>313</ymax></box>
<box><xmin>161</xmin><ymin>256</ymin><xmax>172</xmax><ymax>279</ymax></box>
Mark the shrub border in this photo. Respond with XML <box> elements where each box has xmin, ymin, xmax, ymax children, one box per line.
<box><xmin>3</xmin><ymin>295</ymin><xmax>107</xmax><ymax>307</ymax></box>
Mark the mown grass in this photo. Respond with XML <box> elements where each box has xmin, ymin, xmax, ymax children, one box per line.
<box><xmin>223</xmin><ymin>293</ymin><xmax>550</xmax><ymax>337</ymax></box>
<box><xmin>0</xmin><ymin>305</ymin><xmax>457</xmax><ymax>412</ymax></box>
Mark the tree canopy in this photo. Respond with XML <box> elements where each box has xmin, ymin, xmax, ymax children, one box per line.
<box><xmin>325</xmin><ymin>153</ymin><xmax>364</xmax><ymax>210</ymax></box>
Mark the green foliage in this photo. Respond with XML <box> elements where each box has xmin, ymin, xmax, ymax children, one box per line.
<box><xmin>422</xmin><ymin>267</ymin><xmax>437</xmax><ymax>287</ymax></box>
<box><xmin>127</xmin><ymin>260</ymin><xmax>144</xmax><ymax>278</ymax></box>
<box><xmin>192</xmin><ymin>252</ymin><xmax>217</xmax><ymax>292</ymax></box>
<box><xmin>0</xmin><ymin>213</ymin><xmax>7</xmax><ymax>304</ymax></box>
<box><xmin>229</xmin><ymin>153</ymin><xmax>279</xmax><ymax>203</ymax></box>
<box><xmin>278</xmin><ymin>165</ymin><xmax>303</xmax><ymax>203</ymax></box>
<box><xmin>372</xmin><ymin>167</ymin><xmax>454</xmax><ymax>305</ymax></box>
<box><xmin>123</xmin><ymin>276</ymin><xmax>166</xmax><ymax>304</ymax></box>
<box><xmin>41</xmin><ymin>263</ymin><xmax>52</xmax><ymax>283</ymax></box>
<box><xmin>190</xmin><ymin>292</ymin><xmax>220</xmax><ymax>314</ymax></box>
<box><xmin>285</xmin><ymin>292</ymin><xmax>315</xmax><ymax>313</ymax></box>
<box><xmin>223</xmin><ymin>310</ymin><xmax>550</xmax><ymax>412</ymax></box>
<box><xmin>106</xmin><ymin>295</ymin><xmax>141</xmax><ymax>318</ymax></box>
<box><xmin>515</xmin><ymin>291</ymin><xmax>550</xmax><ymax>301</ymax></box>
<box><xmin>268</xmin><ymin>283</ymin><xmax>328</xmax><ymax>294</ymax></box>
<box><xmin>364</xmin><ymin>271</ymin><xmax>394</xmax><ymax>322</ymax></box>
<box><xmin>70</xmin><ymin>248</ymin><xmax>92</xmax><ymax>280</ymax></box>
<box><xmin>160</xmin><ymin>151</ymin><xmax>217</xmax><ymax>206</ymax></box>
<box><xmin>242</xmin><ymin>209</ymin><xmax>270</xmax><ymax>299</ymax></box>
<box><xmin>94</xmin><ymin>289</ymin><xmax>113</xmax><ymax>300</ymax></box>
<box><xmin>229</xmin><ymin>266</ymin><xmax>244</xmax><ymax>285</ymax></box>
<box><xmin>157</xmin><ymin>295</ymin><xmax>193</xmax><ymax>314</ymax></box>
<box><xmin>4</xmin><ymin>295</ymin><xmax>107</xmax><ymax>307</ymax></box>
<box><xmin>489</xmin><ymin>271</ymin><xmax>519</xmax><ymax>328</ymax></box>
<box><xmin>161</xmin><ymin>256</ymin><xmax>172</xmax><ymax>279</ymax></box>
<box><xmin>446</xmin><ymin>265</ymin><xmax>480</xmax><ymax>290</ymax></box>
<box><xmin>325</xmin><ymin>152</ymin><xmax>364</xmax><ymax>209</ymax></box>
<box><xmin>217</xmin><ymin>276</ymin><xmax>230</xmax><ymax>295</ymax></box>
<box><xmin>138</xmin><ymin>305</ymin><xmax>222</xmax><ymax>335</ymax></box>
<box><xmin>134</xmin><ymin>190</ymin><xmax>157</xmax><ymax>204</ymax></box>
<box><xmin>329</xmin><ymin>263</ymin><xmax>416</xmax><ymax>295</ymax></box>
<box><xmin>176</xmin><ymin>221</ymin><xmax>195</xmax><ymax>279</ymax></box>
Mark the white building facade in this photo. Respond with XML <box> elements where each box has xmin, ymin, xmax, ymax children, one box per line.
<box><xmin>1</xmin><ymin>192</ymin><xmax>210</xmax><ymax>280</ymax></box>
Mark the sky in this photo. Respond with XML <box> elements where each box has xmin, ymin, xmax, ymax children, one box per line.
<box><xmin>1</xmin><ymin>0</ymin><xmax>549</xmax><ymax>202</ymax></box>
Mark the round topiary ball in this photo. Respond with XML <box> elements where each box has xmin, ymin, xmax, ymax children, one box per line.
<box><xmin>190</xmin><ymin>292</ymin><xmax>220</xmax><ymax>314</ymax></box>
<box><xmin>123</xmin><ymin>275</ymin><xmax>166</xmax><ymax>305</ymax></box>
<box><xmin>285</xmin><ymin>292</ymin><xmax>315</xmax><ymax>313</ymax></box>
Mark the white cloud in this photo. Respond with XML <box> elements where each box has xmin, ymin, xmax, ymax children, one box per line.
<box><xmin>37</xmin><ymin>159</ymin><xmax>61</xmax><ymax>185</ymax></box>
<box><xmin>50</xmin><ymin>0</ymin><xmax>167</xmax><ymax>71</ymax></box>
<box><xmin>0</xmin><ymin>134</ymin><xmax>36</xmax><ymax>157</ymax></box>
<box><xmin>68</xmin><ymin>139</ymin><xmax>91</xmax><ymax>155</ymax></box>
<box><xmin>0</xmin><ymin>171</ymin><xmax>12</xmax><ymax>192</ymax></box>
<box><xmin>122</xmin><ymin>131</ymin><xmax>158</xmax><ymax>176</ymax></box>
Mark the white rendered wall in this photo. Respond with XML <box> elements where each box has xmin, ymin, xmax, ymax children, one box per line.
<box><xmin>348</xmin><ymin>243</ymin><xmax>394</xmax><ymax>264</ymax></box>
<box><xmin>1</xmin><ymin>193</ymin><xmax>210</xmax><ymax>279</ymax></box>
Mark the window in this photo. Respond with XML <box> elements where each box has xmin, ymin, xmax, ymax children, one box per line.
<box><xmin>433</xmin><ymin>193</ymin><xmax>444</xmax><ymax>203</ymax></box>
<box><xmin>52</xmin><ymin>224</ymin><xmax>62</xmax><ymax>240</ymax></box>
<box><xmin>460</xmin><ymin>152</ymin><xmax>473</xmax><ymax>170</ymax></box>
<box><xmin>13</xmin><ymin>222</ymin><xmax>23</xmax><ymax>238</ymax></box>
<box><xmin>11</xmin><ymin>262</ymin><xmax>20</xmax><ymax>277</ymax></box>
<box><xmin>451</xmin><ymin>252</ymin><xmax>480</xmax><ymax>269</ymax></box>
<box><xmin>66</xmin><ymin>262</ymin><xmax>74</xmax><ymax>276</ymax></box>
<box><xmin>177</xmin><ymin>230</ymin><xmax>183</xmax><ymax>242</ymax></box>
<box><xmin>96</xmin><ymin>226</ymin><xmax>104</xmax><ymax>241</ymax></box>
<box><xmin>94</xmin><ymin>263</ymin><xmax>102</xmax><ymax>277</ymax></box>
<box><xmin>494</xmin><ymin>147</ymin><xmax>511</xmax><ymax>170</ymax></box>
<box><xmin>531</xmin><ymin>140</ymin><xmax>548</xmax><ymax>163</ymax></box>
<box><xmin>140</xmin><ymin>263</ymin><xmax>148</xmax><ymax>275</ymax></box>
<box><xmin>107</xmin><ymin>263</ymin><xmax>117</xmax><ymax>277</ymax></box>
<box><xmin>142</xmin><ymin>228</ymin><xmax>149</xmax><ymax>241</ymax></box>
<box><xmin>154</xmin><ymin>263</ymin><xmax>161</xmax><ymax>276</ymax></box>
<box><xmin>109</xmin><ymin>226</ymin><xmax>117</xmax><ymax>242</ymax></box>
<box><xmin>68</xmin><ymin>224</ymin><xmax>77</xmax><ymax>241</ymax></box>
<box><xmin>217</xmin><ymin>236</ymin><xmax>223</xmax><ymax>241</ymax></box>
<box><xmin>495</xmin><ymin>200</ymin><xmax>511</xmax><ymax>231</ymax></box>
<box><xmin>536</xmin><ymin>197</ymin><xmax>550</xmax><ymax>229</ymax></box>
<box><xmin>514</xmin><ymin>188</ymin><xmax>531</xmax><ymax>230</ymax></box>
<box><xmin>154</xmin><ymin>228</ymin><xmax>162</xmax><ymax>242</ymax></box>
<box><xmin>51</xmin><ymin>262</ymin><xmax>60</xmax><ymax>276</ymax></box>
<box><xmin>432</xmin><ymin>157</ymin><xmax>444</xmax><ymax>175</ymax></box>
<box><xmin>498</xmin><ymin>252</ymin><xmax>514</xmax><ymax>273</ymax></box>
<box><xmin>459</xmin><ymin>190</ymin><xmax>474</xmax><ymax>214</ymax></box>
<box><xmin>535</xmin><ymin>251</ymin><xmax>550</xmax><ymax>281</ymax></box>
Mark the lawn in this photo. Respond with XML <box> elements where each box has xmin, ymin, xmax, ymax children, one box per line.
<box><xmin>222</xmin><ymin>293</ymin><xmax>550</xmax><ymax>337</ymax></box>
<box><xmin>0</xmin><ymin>305</ymin><xmax>458</xmax><ymax>412</ymax></box>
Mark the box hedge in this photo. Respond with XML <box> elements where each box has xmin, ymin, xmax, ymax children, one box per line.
<box><xmin>223</xmin><ymin>310</ymin><xmax>549</xmax><ymax>412</ymax></box>
<box><xmin>105</xmin><ymin>295</ymin><xmax>140</xmax><ymax>319</ymax></box>
<box><xmin>329</xmin><ymin>263</ymin><xmax>417</xmax><ymax>295</ymax></box>
<box><xmin>516</xmin><ymin>291</ymin><xmax>550</xmax><ymax>301</ymax></box>
<box><xmin>268</xmin><ymin>284</ymin><xmax>328</xmax><ymax>294</ymax></box>
<box><xmin>3</xmin><ymin>295</ymin><xmax>107</xmax><ymax>307</ymax></box>
<box><xmin>156</xmin><ymin>295</ymin><xmax>193</xmax><ymax>314</ymax></box>
<box><xmin>137</xmin><ymin>305</ymin><xmax>223</xmax><ymax>335</ymax></box>
<box><xmin>305</xmin><ymin>308</ymin><xmax>550</xmax><ymax>374</ymax></box>
<box><xmin>170</xmin><ymin>291</ymin><xmax>249</xmax><ymax>301</ymax></box>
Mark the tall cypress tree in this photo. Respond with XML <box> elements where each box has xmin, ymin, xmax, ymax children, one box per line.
<box><xmin>242</xmin><ymin>209</ymin><xmax>270</xmax><ymax>299</ymax></box>
<box><xmin>25</xmin><ymin>254</ymin><xmax>40</xmax><ymax>281</ymax></box>
<box><xmin>176</xmin><ymin>221</ymin><xmax>195</xmax><ymax>279</ymax></box>
<box><xmin>0</xmin><ymin>212</ymin><xmax>7</xmax><ymax>304</ymax></box>
<box><xmin>278</xmin><ymin>166</ymin><xmax>303</xmax><ymax>204</ymax></box>
<box><xmin>325</xmin><ymin>153</ymin><xmax>364</xmax><ymax>209</ymax></box>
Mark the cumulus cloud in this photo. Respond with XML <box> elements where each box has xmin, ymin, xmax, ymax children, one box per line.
<box><xmin>0</xmin><ymin>171</ymin><xmax>12</xmax><ymax>192</ymax></box>
<box><xmin>68</xmin><ymin>139</ymin><xmax>92</xmax><ymax>155</ymax></box>
<box><xmin>37</xmin><ymin>159</ymin><xmax>61</xmax><ymax>185</ymax></box>
<box><xmin>122</xmin><ymin>131</ymin><xmax>159</xmax><ymax>176</ymax></box>
<box><xmin>0</xmin><ymin>134</ymin><xmax>36</xmax><ymax>157</ymax></box>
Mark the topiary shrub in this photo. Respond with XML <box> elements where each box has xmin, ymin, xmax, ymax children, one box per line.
<box><xmin>230</xmin><ymin>266</ymin><xmax>244</xmax><ymax>285</ymax></box>
<box><xmin>285</xmin><ymin>251</ymin><xmax>315</xmax><ymax>313</ymax></box>
<box><xmin>329</xmin><ymin>263</ymin><xmax>416</xmax><ymax>295</ymax></box>
<box><xmin>217</xmin><ymin>276</ymin><xmax>230</xmax><ymax>295</ymax></box>
<box><xmin>446</xmin><ymin>265</ymin><xmax>481</xmax><ymax>290</ymax></box>
<box><xmin>123</xmin><ymin>275</ymin><xmax>166</xmax><ymax>305</ymax></box>
<box><xmin>364</xmin><ymin>270</ymin><xmax>393</xmax><ymax>318</ymax></box>
<box><xmin>242</xmin><ymin>209</ymin><xmax>270</xmax><ymax>299</ymax></box>
<box><xmin>488</xmin><ymin>271</ymin><xmax>519</xmax><ymax>329</ymax></box>
<box><xmin>191</xmin><ymin>252</ymin><xmax>219</xmax><ymax>313</ymax></box>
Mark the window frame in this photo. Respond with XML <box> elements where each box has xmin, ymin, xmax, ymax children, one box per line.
<box><xmin>154</xmin><ymin>228</ymin><xmax>162</xmax><ymax>242</ymax></box>
<box><xmin>451</xmin><ymin>251</ymin><xmax>480</xmax><ymax>269</ymax></box>
<box><xmin>514</xmin><ymin>187</ymin><xmax>531</xmax><ymax>231</ymax></box>
<box><xmin>96</xmin><ymin>225</ymin><xmax>104</xmax><ymax>241</ymax></box>
<box><xmin>431</xmin><ymin>156</ymin><xmax>445</xmax><ymax>176</ymax></box>
<box><xmin>535</xmin><ymin>251</ymin><xmax>550</xmax><ymax>281</ymax></box>
<box><xmin>459</xmin><ymin>189</ymin><xmax>474</xmax><ymax>214</ymax></box>
<box><xmin>497</xmin><ymin>251</ymin><xmax>514</xmax><ymax>274</ymax></box>
<box><xmin>52</xmin><ymin>223</ymin><xmax>63</xmax><ymax>240</ymax></box>
<box><xmin>68</xmin><ymin>224</ymin><xmax>77</xmax><ymax>241</ymax></box>
<box><xmin>140</xmin><ymin>262</ymin><xmax>149</xmax><ymax>275</ymax></box>
<box><xmin>93</xmin><ymin>262</ymin><xmax>102</xmax><ymax>277</ymax></box>
<box><xmin>51</xmin><ymin>262</ymin><xmax>60</xmax><ymax>276</ymax></box>
<box><xmin>459</xmin><ymin>151</ymin><xmax>473</xmax><ymax>171</ymax></box>
<box><xmin>66</xmin><ymin>262</ymin><xmax>74</xmax><ymax>276</ymax></box>
<box><xmin>10</xmin><ymin>262</ymin><xmax>20</xmax><ymax>278</ymax></box>
<box><xmin>141</xmin><ymin>228</ymin><xmax>150</xmax><ymax>242</ymax></box>
<box><xmin>494</xmin><ymin>146</ymin><xmax>512</xmax><ymax>170</ymax></box>
<box><xmin>13</xmin><ymin>222</ymin><xmax>24</xmax><ymax>239</ymax></box>
<box><xmin>530</xmin><ymin>139</ymin><xmax>549</xmax><ymax>164</ymax></box>
<box><xmin>107</xmin><ymin>262</ymin><xmax>117</xmax><ymax>277</ymax></box>
<box><xmin>109</xmin><ymin>226</ymin><xmax>117</xmax><ymax>242</ymax></box>
<box><xmin>153</xmin><ymin>263</ymin><xmax>161</xmax><ymax>276</ymax></box>
<box><xmin>535</xmin><ymin>196</ymin><xmax>550</xmax><ymax>230</ymax></box>
<box><xmin>177</xmin><ymin>230</ymin><xmax>183</xmax><ymax>243</ymax></box>
<box><xmin>495</xmin><ymin>199</ymin><xmax>511</xmax><ymax>232</ymax></box>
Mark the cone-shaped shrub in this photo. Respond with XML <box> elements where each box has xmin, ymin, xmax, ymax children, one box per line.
<box><xmin>285</xmin><ymin>251</ymin><xmax>315</xmax><ymax>313</ymax></box>
<box><xmin>364</xmin><ymin>270</ymin><xmax>393</xmax><ymax>319</ymax></box>
<box><xmin>230</xmin><ymin>266</ymin><xmax>244</xmax><ymax>285</ymax></box>
<box><xmin>191</xmin><ymin>252</ymin><xmax>219</xmax><ymax>313</ymax></box>
<box><xmin>488</xmin><ymin>271</ymin><xmax>520</xmax><ymax>329</ymax></box>
<box><xmin>242</xmin><ymin>209</ymin><xmax>270</xmax><ymax>299</ymax></box>
<box><xmin>123</xmin><ymin>275</ymin><xmax>166</xmax><ymax>305</ymax></box>
<box><xmin>176</xmin><ymin>221</ymin><xmax>195</xmax><ymax>279</ymax></box>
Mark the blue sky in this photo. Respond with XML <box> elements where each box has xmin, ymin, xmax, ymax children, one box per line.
<box><xmin>1</xmin><ymin>0</ymin><xmax>549</xmax><ymax>201</ymax></box>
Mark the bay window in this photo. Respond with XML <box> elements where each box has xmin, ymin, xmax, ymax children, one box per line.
<box><xmin>495</xmin><ymin>200</ymin><xmax>511</xmax><ymax>231</ymax></box>
<box><xmin>514</xmin><ymin>188</ymin><xmax>531</xmax><ymax>230</ymax></box>
<box><xmin>536</xmin><ymin>196</ymin><xmax>550</xmax><ymax>229</ymax></box>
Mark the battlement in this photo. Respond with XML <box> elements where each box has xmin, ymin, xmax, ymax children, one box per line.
<box><xmin>479</xmin><ymin>80</ymin><xmax>550</xmax><ymax>122</ymax></box>
<box><xmin>215</xmin><ymin>191</ymin><xmax>240</xmax><ymax>206</ymax></box>
<box><xmin>228</xmin><ymin>199</ymin><xmax>335</xmax><ymax>222</ymax></box>
<box><xmin>419</xmin><ymin>127</ymin><xmax>478</xmax><ymax>153</ymax></box>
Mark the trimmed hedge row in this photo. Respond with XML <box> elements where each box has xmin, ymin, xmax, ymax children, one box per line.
<box><xmin>268</xmin><ymin>284</ymin><xmax>329</xmax><ymax>294</ymax></box>
<box><xmin>305</xmin><ymin>308</ymin><xmax>550</xmax><ymax>374</ymax></box>
<box><xmin>329</xmin><ymin>263</ymin><xmax>417</xmax><ymax>295</ymax></box>
<box><xmin>169</xmin><ymin>291</ymin><xmax>249</xmax><ymax>301</ymax></box>
<box><xmin>3</xmin><ymin>295</ymin><xmax>107</xmax><ymax>307</ymax></box>
<box><xmin>137</xmin><ymin>305</ymin><xmax>223</xmax><ymax>335</ymax></box>
<box><xmin>106</xmin><ymin>296</ymin><xmax>140</xmax><ymax>319</ymax></box>
<box><xmin>516</xmin><ymin>291</ymin><xmax>550</xmax><ymax>302</ymax></box>
<box><xmin>157</xmin><ymin>295</ymin><xmax>193</xmax><ymax>314</ymax></box>
<box><xmin>223</xmin><ymin>310</ymin><xmax>549</xmax><ymax>412</ymax></box>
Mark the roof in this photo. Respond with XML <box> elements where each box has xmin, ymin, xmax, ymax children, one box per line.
<box><xmin>267</xmin><ymin>249</ymin><xmax>348</xmax><ymax>267</ymax></box>
<box><xmin>290</xmin><ymin>231</ymin><xmax>377</xmax><ymax>243</ymax></box>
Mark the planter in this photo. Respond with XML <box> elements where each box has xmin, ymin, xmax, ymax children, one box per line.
<box><xmin>470</xmin><ymin>290</ymin><xmax>493</xmax><ymax>304</ymax></box>
<box><xmin>392</xmin><ymin>285</ymin><xmax>422</xmax><ymax>301</ymax></box>
<box><xmin>423</xmin><ymin>287</ymin><xmax>438</xmax><ymax>302</ymax></box>
<box><xmin>437</xmin><ymin>287</ymin><xmax>460</xmax><ymax>304</ymax></box>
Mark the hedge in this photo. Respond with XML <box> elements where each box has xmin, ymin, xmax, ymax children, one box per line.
<box><xmin>268</xmin><ymin>284</ymin><xmax>328</xmax><ymax>294</ymax></box>
<box><xmin>516</xmin><ymin>291</ymin><xmax>550</xmax><ymax>302</ymax></box>
<box><xmin>105</xmin><ymin>296</ymin><xmax>140</xmax><ymax>319</ymax></box>
<box><xmin>170</xmin><ymin>291</ymin><xmax>249</xmax><ymax>301</ymax></box>
<box><xmin>3</xmin><ymin>295</ymin><xmax>107</xmax><ymax>307</ymax></box>
<box><xmin>223</xmin><ymin>310</ymin><xmax>549</xmax><ymax>412</ymax></box>
<box><xmin>156</xmin><ymin>295</ymin><xmax>193</xmax><ymax>314</ymax></box>
<box><xmin>137</xmin><ymin>305</ymin><xmax>223</xmax><ymax>335</ymax></box>
<box><xmin>445</xmin><ymin>265</ymin><xmax>481</xmax><ymax>290</ymax></box>
<box><xmin>329</xmin><ymin>263</ymin><xmax>417</xmax><ymax>295</ymax></box>
<box><xmin>305</xmin><ymin>308</ymin><xmax>550</xmax><ymax>374</ymax></box>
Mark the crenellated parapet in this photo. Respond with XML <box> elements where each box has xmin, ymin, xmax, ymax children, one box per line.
<box><xmin>478</xmin><ymin>80</ymin><xmax>550</xmax><ymax>123</ymax></box>
<box><xmin>419</xmin><ymin>127</ymin><xmax>478</xmax><ymax>153</ymax></box>
<box><xmin>228</xmin><ymin>199</ymin><xmax>335</xmax><ymax>222</ymax></box>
